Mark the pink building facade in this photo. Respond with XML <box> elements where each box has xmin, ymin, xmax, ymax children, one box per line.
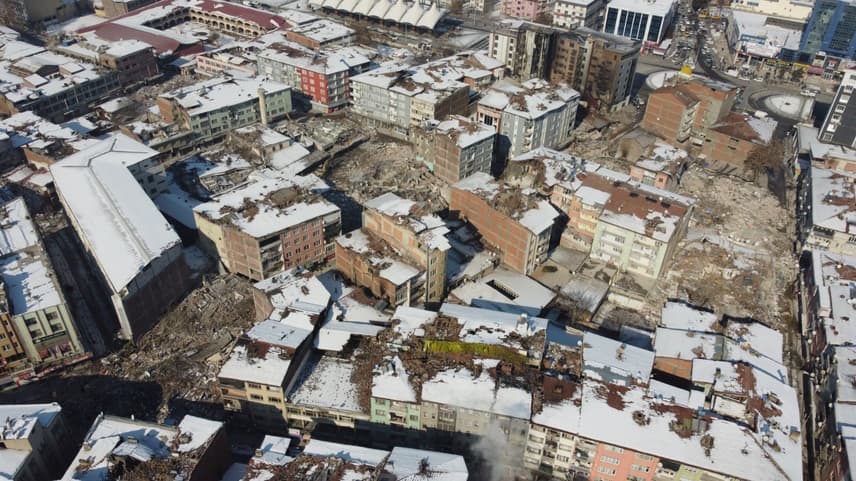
<box><xmin>589</xmin><ymin>443</ymin><xmax>659</xmax><ymax>481</ymax></box>
<box><xmin>501</xmin><ymin>0</ymin><xmax>547</xmax><ymax>20</ymax></box>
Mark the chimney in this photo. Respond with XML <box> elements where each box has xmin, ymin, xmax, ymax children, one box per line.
<box><xmin>255</xmin><ymin>448</ymin><xmax>264</xmax><ymax>457</ymax></box>
<box><xmin>258</xmin><ymin>88</ymin><xmax>269</xmax><ymax>127</ymax></box>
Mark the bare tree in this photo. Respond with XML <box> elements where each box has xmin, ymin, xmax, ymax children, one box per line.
<box><xmin>745</xmin><ymin>139</ymin><xmax>786</xmax><ymax>184</ymax></box>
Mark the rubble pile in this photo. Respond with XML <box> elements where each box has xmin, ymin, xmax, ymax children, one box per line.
<box><xmin>88</xmin><ymin>274</ymin><xmax>257</xmax><ymax>421</ymax></box>
<box><xmin>653</xmin><ymin>165</ymin><xmax>795</xmax><ymax>328</ymax></box>
<box><xmin>327</xmin><ymin>139</ymin><xmax>448</xmax><ymax>212</ymax></box>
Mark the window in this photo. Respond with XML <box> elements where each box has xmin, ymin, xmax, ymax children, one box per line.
<box><xmin>635</xmin><ymin>453</ymin><xmax>653</xmax><ymax>461</ymax></box>
<box><xmin>268</xmin><ymin>396</ymin><xmax>281</xmax><ymax>403</ymax></box>
<box><xmin>632</xmin><ymin>464</ymin><xmax>650</xmax><ymax>472</ymax></box>
<box><xmin>249</xmin><ymin>394</ymin><xmax>263</xmax><ymax>401</ymax></box>
<box><xmin>604</xmin><ymin>446</ymin><xmax>624</xmax><ymax>453</ymax></box>
<box><xmin>597</xmin><ymin>467</ymin><xmax>616</xmax><ymax>476</ymax></box>
<box><xmin>600</xmin><ymin>455</ymin><xmax>619</xmax><ymax>465</ymax></box>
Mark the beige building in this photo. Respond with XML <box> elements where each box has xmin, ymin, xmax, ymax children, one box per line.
<box><xmin>0</xmin><ymin>198</ymin><xmax>87</xmax><ymax>377</ymax></box>
<box><xmin>412</xmin><ymin>116</ymin><xmax>496</xmax><ymax>183</ymax></box>
<box><xmin>729</xmin><ymin>0</ymin><xmax>813</xmax><ymax>21</ymax></box>
<box><xmin>362</xmin><ymin>193</ymin><xmax>451</xmax><ymax>304</ymax></box>
<box><xmin>0</xmin><ymin>403</ymin><xmax>71</xmax><ymax>481</ymax></box>
<box><xmin>0</xmin><ymin>0</ymin><xmax>81</xmax><ymax>29</ymax></box>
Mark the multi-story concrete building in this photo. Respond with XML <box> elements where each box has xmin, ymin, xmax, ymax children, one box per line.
<box><xmin>551</xmin><ymin>27</ymin><xmax>640</xmax><ymax>111</ymax></box>
<box><xmin>335</xmin><ymin>230</ymin><xmax>425</xmax><ymax>307</ymax></box>
<box><xmin>257</xmin><ymin>41</ymin><xmax>371</xmax><ymax>112</ymax></box>
<box><xmin>0</xmin><ymin>403</ymin><xmax>72</xmax><ymax>481</ymax></box>
<box><xmin>642</xmin><ymin>74</ymin><xmax>740</xmax><ymax>146</ymax></box>
<box><xmin>362</xmin><ymin>193</ymin><xmax>451</xmax><ymax>303</ymax></box>
<box><xmin>552</xmin><ymin>0</ymin><xmax>605</xmax><ymax>28</ymax></box>
<box><xmin>412</xmin><ymin>115</ymin><xmax>496</xmax><ymax>183</ymax></box>
<box><xmin>451</xmin><ymin>173</ymin><xmax>560</xmax><ymax>274</ymax></box>
<box><xmin>221</xmin><ymin>271</ymin><xmax>332</xmax><ymax>433</ymax></box>
<box><xmin>100</xmin><ymin>0</ymin><xmax>158</xmax><ymax>17</ymax></box>
<box><xmin>157</xmin><ymin>77</ymin><xmax>292</xmax><ymax>143</ymax></box>
<box><xmin>819</xmin><ymin>69</ymin><xmax>856</xmax><ymax>147</ymax></box>
<box><xmin>800</xmin><ymin>0</ymin><xmax>856</xmax><ymax>60</ymax></box>
<box><xmin>729</xmin><ymin>0</ymin><xmax>813</xmax><ymax>21</ymax></box>
<box><xmin>50</xmin><ymin>135</ymin><xmax>191</xmax><ymax>341</ymax></box>
<box><xmin>0</xmin><ymin>48</ymin><xmax>120</xmax><ymax>123</ymax></box>
<box><xmin>57</xmin><ymin>35</ymin><xmax>160</xmax><ymax>87</ymax></box>
<box><xmin>700</xmin><ymin>112</ymin><xmax>777</xmax><ymax>168</ymax></box>
<box><xmin>350</xmin><ymin>59</ymin><xmax>470</xmax><ymax>137</ymax></box>
<box><xmin>602</xmin><ymin>0</ymin><xmax>677</xmax><ymax>46</ymax></box>
<box><xmin>0</xmin><ymin>198</ymin><xmax>87</xmax><ymax>377</ymax></box>
<box><xmin>488</xmin><ymin>20</ymin><xmax>558</xmax><ymax>80</ymax></box>
<box><xmin>501</xmin><ymin>0</ymin><xmax>548</xmax><ymax>21</ymax></box>
<box><xmin>477</xmin><ymin>79</ymin><xmax>579</xmax><ymax>158</ymax></box>
<box><xmin>641</xmin><ymin>85</ymin><xmax>700</xmax><ymax>144</ymax></box>
<box><xmin>193</xmin><ymin>170</ymin><xmax>341</xmax><ymax>281</ymax></box>
<box><xmin>589</xmin><ymin>184</ymin><xmax>691</xmax><ymax>278</ymax></box>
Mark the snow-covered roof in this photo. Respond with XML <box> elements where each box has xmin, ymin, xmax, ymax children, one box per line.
<box><xmin>605</xmin><ymin>0</ymin><xmax>676</xmax><ymax>17</ymax></box>
<box><xmin>439</xmin><ymin>302</ymin><xmax>549</xmax><ymax>351</ymax></box>
<box><xmin>598</xmin><ymin>184</ymin><xmax>688</xmax><ymax>243</ymax></box>
<box><xmin>653</xmin><ymin>327</ymin><xmax>725</xmax><ymax>361</ymax></box>
<box><xmin>193</xmin><ymin>169</ymin><xmax>338</xmax><ymax>239</ymax></box>
<box><xmin>302</xmin><ymin>439</ymin><xmax>389</xmax><ymax>466</ymax></box>
<box><xmin>219</xmin><ymin>344</ymin><xmax>293</xmax><ymax>386</ymax></box>
<box><xmin>660</xmin><ymin>301</ymin><xmax>719</xmax><ymax>331</ymax></box>
<box><xmin>61</xmin><ymin>413</ymin><xmax>221</xmax><ymax>481</ymax></box>
<box><xmin>386</xmin><ymin>447</ymin><xmax>468</xmax><ymax>481</ymax></box>
<box><xmin>391</xmin><ymin>306</ymin><xmax>436</xmax><ymax>337</ymax></box>
<box><xmin>336</xmin><ymin>229</ymin><xmax>424</xmax><ymax>288</ymax></box>
<box><xmin>453</xmin><ymin>173</ymin><xmax>560</xmax><ymax>235</ymax></box>
<box><xmin>449</xmin><ymin>267</ymin><xmax>555</xmax><ymax>317</ymax></box>
<box><xmin>582</xmin><ymin>332</ymin><xmax>654</xmax><ymax>384</ymax></box>
<box><xmin>315</xmin><ymin>292</ymin><xmax>388</xmax><ymax>351</ymax></box>
<box><xmin>289</xmin><ymin>356</ymin><xmax>361</xmax><ymax>412</ymax></box>
<box><xmin>809</xmin><ymin>165</ymin><xmax>856</xmax><ymax>234</ymax></box>
<box><xmin>288</xmin><ymin>19</ymin><xmax>354</xmax><ymax>44</ymax></box>
<box><xmin>422</xmin><ymin>365</ymin><xmax>532</xmax><ymax>419</ymax></box>
<box><xmin>255</xmin><ymin>270</ymin><xmax>332</xmax><ymax>318</ymax></box>
<box><xmin>372</xmin><ymin>356</ymin><xmax>417</xmax><ymax>402</ymax></box>
<box><xmin>534</xmin><ymin>376</ymin><xmax>801</xmax><ymax>481</ymax></box>
<box><xmin>50</xmin><ymin>134</ymin><xmax>181</xmax><ymax>293</ymax></box>
<box><xmin>0</xmin><ymin>403</ymin><xmax>61</xmax><ymax>443</ymax></box>
<box><xmin>161</xmin><ymin>77</ymin><xmax>290</xmax><ymax>117</ymax></box>
<box><xmin>432</xmin><ymin>116</ymin><xmax>495</xmax><ymax>148</ymax></box>
<box><xmin>479</xmin><ymin>79</ymin><xmax>580</xmax><ymax>120</ymax></box>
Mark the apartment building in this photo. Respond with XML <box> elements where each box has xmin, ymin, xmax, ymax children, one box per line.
<box><xmin>602</xmin><ymin>0</ymin><xmax>677</xmax><ymax>46</ymax></box>
<box><xmin>50</xmin><ymin>136</ymin><xmax>191</xmax><ymax>341</ymax></box>
<box><xmin>362</xmin><ymin>193</ymin><xmax>451</xmax><ymax>303</ymax></box>
<box><xmin>412</xmin><ymin>115</ymin><xmax>496</xmax><ymax>183</ymax></box>
<box><xmin>642</xmin><ymin>75</ymin><xmax>741</xmax><ymax>147</ymax></box>
<box><xmin>700</xmin><ymin>112</ymin><xmax>777</xmax><ymax>168</ymax></box>
<box><xmin>451</xmin><ymin>173</ymin><xmax>560</xmax><ymax>275</ymax></box>
<box><xmin>193</xmin><ymin>170</ymin><xmax>341</xmax><ymax>281</ymax></box>
<box><xmin>477</xmin><ymin>79</ymin><xmax>580</xmax><ymax>158</ymax></box>
<box><xmin>257</xmin><ymin>42</ymin><xmax>371</xmax><ymax>112</ymax></box>
<box><xmin>0</xmin><ymin>403</ymin><xmax>72</xmax><ymax>481</ymax></box>
<box><xmin>551</xmin><ymin>27</ymin><xmax>640</xmax><ymax>111</ymax></box>
<box><xmin>0</xmin><ymin>48</ymin><xmax>120</xmax><ymax>123</ymax></box>
<box><xmin>335</xmin><ymin>230</ymin><xmax>425</xmax><ymax>307</ymax></box>
<box><xmin>57</xmin><ymin>35</ymin><xmax>159</xmax><ymax>87</ymax></box>
<box><xmin>552</xmin><ymin>0</ymin><xmax>605</xmax><ymax>28</ymax></box>
<box><xmin>628</xmin><ymin>142</ymin><xmax>689</xmax><ymax>190</ymax></box>
<box><xmin>0</xmin><ymin>198</ymin><xmax>87</xmax><ymax>378</ymax></box>
<box><xmin>158</xmin><ymin>77</ymin><xmax>292</xmax><ymax>143</ymax></box>
<box><xmin>488</xmin><ymin>20</ymin><xmax>558</xmax><ymax>80</ymax></box>
<box><xmin>589</xmin><ymin>185</ymin><xmax>691</xmax><ymax>279</ymax></box>
<box><xmin>641</xmin><ymin>85</ymin><xmax>700</xmax><ymax>143</ymax></box>
<box><xmin>350</xmin><ymin>59</ymin><xmax>470</xmax><ymax>137</ymax></box>
<box><xmin>61</xmin><ymin>413</ymin><xmax>230</xmax><ymax>481</ymax></box>
<box><xmin>819</xmin><ymin>69</ymin><xmax>856</xmax><ymax>148</ymax></box>
<box><xmin>501</xmin><ymin>0</ymin><xmax>548</xmax><ymax>21</ymax></box>
<box><xmin>221</xmin><ymin>271</ymin><xmax>332</xmax><ymax>432</ymax></box>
